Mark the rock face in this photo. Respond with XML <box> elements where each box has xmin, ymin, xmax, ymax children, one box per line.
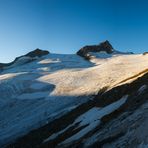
<box><xmin>143</xmin><ymin>52</ymin><xmax>148</xmax><ymax>55</ymax></box>
<box><xmin>0</xmin><ymin>48</ymin><xmax>49</xmax><ymax>70</ymax></box>
<box><xmin>77</xmin><ymin>40</ymin><xmax>114</xmax><ymax>58</ymax></box>
<box><xmin>25</xmin><ymin>48</ymin><xmax>49</xmax><ymax>58</ymax></box>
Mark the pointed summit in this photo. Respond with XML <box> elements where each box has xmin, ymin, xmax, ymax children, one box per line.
<box><xmin>0</xmin><ymin>49</ymin><xmax>49</xmax><ymax>70</ymax></box>
<box><xmin>77</xmin><ymin>40</ymin><xmax>114</xmax><ymax>58</ymax></box>
<box><xmin>25</xmin><ymin>48</ymin><xmax>49</xmax><ymax>58</ymax></box>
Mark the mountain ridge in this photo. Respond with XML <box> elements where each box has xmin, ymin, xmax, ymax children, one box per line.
<box><xmin>0</xmin><ymin>41</ymin><xmax>134</xmax><ymax>71</ymax></box>
<box><xmin>0</xmin><ymin>48</ymin><xmax>49</xmax><ymax>70</ymax></box>
<box><xmin>0</xmin><ymin>41</ymin><xmax>147</xmax><ymax>147</ymax></box>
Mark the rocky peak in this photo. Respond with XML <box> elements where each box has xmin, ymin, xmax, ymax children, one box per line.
<box><xmin>0</xmin><ymin>48</ymin><xmax>49</xmax><ymax>70</ymax></box>
<box><xmin>99</xmin><ymin>40</ymin><xmax>114</xmax><ymax>53</ymax></box>
<box><xmin>25</xmin><ymin>48</ymin><xmax>49</xmax><ymax>58</ymax></box>
<box><xmin>77</xmin><ymin>40</ymin><xmax>114</xmax><ymax>58</ymax></box>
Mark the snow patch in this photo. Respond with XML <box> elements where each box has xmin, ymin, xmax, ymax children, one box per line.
<box><xmin>138</xmin><ymin>85</ymin><xmax>147</xmax><ymax>94</ymax></box>
<box><xmin>89</xmin><ymin>51</ymin><xmax>113</xmax><ymax>59</ymax></box>
<box><xmin>61</xmin><ymin>95</ymin><xmax>128</xmax><ymax>144</ymax></box>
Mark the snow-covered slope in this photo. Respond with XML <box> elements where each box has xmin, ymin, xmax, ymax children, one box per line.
<box><xmin>0</xmin><ymin>45</ymin><xmax>148</xmax><ymax>147</ymax></box>
<box><xmin>0</xmin><ymin>48</ymin><xmax>49</xmax><ymax>71</ymax></box>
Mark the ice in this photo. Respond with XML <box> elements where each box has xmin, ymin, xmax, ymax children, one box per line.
<box><xmin>0</xmin><ymin>52</ymin><xmax>147</xmax><ymax>146</ymax></box>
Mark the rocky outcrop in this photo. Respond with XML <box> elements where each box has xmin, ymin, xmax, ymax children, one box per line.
<box><xmin>143</xmin><ymin>52</ymin><xmax>148</xmax><ymax>55</ymax></box>
<box><xmin>0</xmin><ymin>49</ymin><xmax>49</xmax><ymax>70</ymax></box>
<box><xmin>77</xmin><ymin>40</ymin><xmax>114</xmax><ymax>59</ymax></box>
<box><xmin>25</xmin><ymin>48</ymin><xmax>49</xmax><ymax>58</ymax></box>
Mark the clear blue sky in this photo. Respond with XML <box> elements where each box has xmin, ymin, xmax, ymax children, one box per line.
<box><xmin>0</xmin><ymin>0</ymin><xmax>148</xmax><ymax>62</ymax></box>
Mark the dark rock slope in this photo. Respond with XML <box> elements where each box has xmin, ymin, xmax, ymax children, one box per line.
<box><xmin>25</xmin><ymin>48</ymin><xmax>49</xmax><ymax>58</ymax></box>
<box><xmin>8</xmin><ymin>70</ymin><xmax>148</xmax><ymax>148</ymax></box>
